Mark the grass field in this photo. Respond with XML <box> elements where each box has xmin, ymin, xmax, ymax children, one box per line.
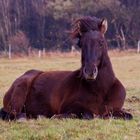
<box><xmin>0</xmin><ymin>51</ymin><xmax>140</xmax><ymax>140</ymax></box>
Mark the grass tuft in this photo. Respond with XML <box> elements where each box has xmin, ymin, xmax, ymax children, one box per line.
<box><xmin>0</xmin><ymin>51</ymin><xmax>140</xmax><ymax>140</ymax></box>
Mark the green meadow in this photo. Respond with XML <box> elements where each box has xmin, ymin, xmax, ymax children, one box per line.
<box><xmin>0</xmin><ymin>51</ymin><xmax>140</xmax><ymax>140</ymax></box>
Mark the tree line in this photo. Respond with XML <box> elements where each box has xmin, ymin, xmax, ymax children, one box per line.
<box><xmin>0</xmin><ymin>0</ymin><xmax>140</xmax><ymax>56</ymax></box>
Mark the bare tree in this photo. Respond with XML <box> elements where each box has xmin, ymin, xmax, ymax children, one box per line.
<box><xmin>8</xmin><ymin>31</ymin><xmax>29</xmax><ymax>56</ymax></box>
<box><xmin>0</xmin><ymin>0</ymin><xmax>11</xmax><ymax>55</ymax></box>
<box><xmin>137</xmin><ymin>40</ymin><xmax>140</xmax><ymax>53</ymax></box>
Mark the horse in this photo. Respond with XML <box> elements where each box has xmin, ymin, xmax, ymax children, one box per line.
<box><xmin>0</xmin><ymin>16</ymin><xmax>132</xmax><ymax>120</ymax></box>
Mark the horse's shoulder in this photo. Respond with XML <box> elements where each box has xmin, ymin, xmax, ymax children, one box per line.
<box><xmin>24</xmin><ymin>69</ymin><xmax>43</xmax><ymax>76</ymax></box>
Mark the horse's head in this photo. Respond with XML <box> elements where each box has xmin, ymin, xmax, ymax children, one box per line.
<box><xmin>72</xmin><ymin>17</ymin><xmax>108</xmax><ymax>80</ymax></box>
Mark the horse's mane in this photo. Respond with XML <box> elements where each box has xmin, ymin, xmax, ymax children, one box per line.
<box><xmin>71</xmin><ymin>16</ymin><xmax>102</xmax><ymax>38</ymax></box>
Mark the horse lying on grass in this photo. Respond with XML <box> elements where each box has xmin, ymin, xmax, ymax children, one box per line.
<box><xmin>0</xmin><ymin>17</ymin><xmax>132</xmax><ymax>120</ymax></box>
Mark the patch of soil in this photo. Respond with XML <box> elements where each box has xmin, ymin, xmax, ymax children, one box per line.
<box><xmin>126</xmin><ymin>96</ymin><xmax>140</xmax><ymax>103</ymax></box>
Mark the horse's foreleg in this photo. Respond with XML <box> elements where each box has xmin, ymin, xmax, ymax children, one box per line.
<box><xmin>100</xmin><ymin>79</ymin><xmax>133</xmax><ymax>120</ymax></box>
<box><xmin>60</xmin><ymin>102</ymin><xmax>94</xmax><ymax>119</ymax></box>
<box><xmin>102</xmin><ymin>110</ymin><xmax>133</xmax><ymax>120</ymax></box>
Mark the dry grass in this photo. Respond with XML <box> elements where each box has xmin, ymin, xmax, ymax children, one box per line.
<box><xmin>0</xmin><ymin>50</ymin><xmax>140</xmax><ymax>140</ymax></box>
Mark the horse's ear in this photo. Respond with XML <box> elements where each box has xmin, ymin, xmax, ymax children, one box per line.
<box><xmin>99</xmin><ymin>18</ymin><xmax>108</xmax><ymax>34</ymax></box>
<box><xmin>77</xmin><ymin>21</ymin><xmax>82</xmax><ymax>36</ymax></box>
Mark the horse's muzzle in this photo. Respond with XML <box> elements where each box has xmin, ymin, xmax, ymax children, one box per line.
<box><xmin>83</xmin><ymin>66</ymin><xmax>98</xmax><ymax>80</ymax></box>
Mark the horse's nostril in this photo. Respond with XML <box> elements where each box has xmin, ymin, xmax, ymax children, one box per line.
<box><xmin>83</xmin><ymin>67</ymin><xmax>91</xmax><ymax>75</ymax></box>
<box><xmin>83</xmin><ymin>67</ymin><xmax>93</xmax><ymax>77</ymax></box>
<box><xmin>93</xmin><ymin>66</ymin><xmax>98</xmax><ymax>74</ymax></box>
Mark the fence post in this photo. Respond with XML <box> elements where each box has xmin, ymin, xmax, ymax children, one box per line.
<box><xmin>8</xmin><ymin>44</ymin><xmax>12</xmax><ymax>59</ymax></box>
<box><xmin>38</xmin><ymin>50</ymin><xmax>41</xmax><ymax>58</ymax></box>
<box><xmin>43</xmin><ymin>48</ymin><xmax>46</xmax><ymax>57</ymax></box>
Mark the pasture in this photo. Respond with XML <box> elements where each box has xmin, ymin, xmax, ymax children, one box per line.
<box><xmin>0</xmin><ymin>51</ymin><xmax>140</xmax><ymax>140</ymax></box>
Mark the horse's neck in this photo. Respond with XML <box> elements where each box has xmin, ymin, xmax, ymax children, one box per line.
<box><xmin>99</xmin><ymin>61</ymin><xmax>115</xmax><ymax>90</ymax></box>
<box><xmin>70</xmin><ymin>57</ymin><xmax>115</xmax><ymax>93</ymax></box>
<box><xmin>88</xmin><ymin>57</ymin><xmax>115</xmax><ymax>94</ymax></box>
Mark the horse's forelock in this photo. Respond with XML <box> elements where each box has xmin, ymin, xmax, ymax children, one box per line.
<box><xmin>71</xmin><ymin>16</ymin><xmax>102</xmax><ymax>39</ymax></box>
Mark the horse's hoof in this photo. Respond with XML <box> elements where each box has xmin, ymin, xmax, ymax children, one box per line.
<box><xmin>51</xmin><ymin>114</ymin><xmax>63</xmax><ymax>119</ymax></box>
<box><xmin>17</xmin><ymin>117</ymin><xmax>27</xmax><ymax>123</ymax></box>
<box><xmin>17</xmin><ymin>113</ymin><xmax>27</xmax><ymax>122</ymax></box>
<box><xmin>82</xmin><ymin>113</ymin><xmax>94</xmax><ymax>120</ymax></box>
<box><xmin>37</xmin><ymin>115</ymin><xmax>46</xmax><ymax>120</ymax></box>
<box><xmin>124</xmin><ymin>112</ymin><xmax>133</xmax><ymax>120</ymax></box>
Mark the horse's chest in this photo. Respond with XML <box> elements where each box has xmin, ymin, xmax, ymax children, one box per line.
<box><xmin>79</xmin><ymin>91</ymin><xmax>104</xmax><ymax>105</ymax></box>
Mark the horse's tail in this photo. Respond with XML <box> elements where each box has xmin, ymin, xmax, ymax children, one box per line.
<box><xmin>2</xmin><ymin>69</ymin><xmax>43</xmax><ymax>120</ymax></box>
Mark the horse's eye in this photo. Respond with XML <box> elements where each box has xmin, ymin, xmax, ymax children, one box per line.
<box><xmin>76</xmin><ymin>38</ymin><xmax>81</xmax><ymax>48</ymax></box>
<box><xmin>99</xmin><ymin>40</ymin><xmax>104</xmax><ymax>48</ymax></box>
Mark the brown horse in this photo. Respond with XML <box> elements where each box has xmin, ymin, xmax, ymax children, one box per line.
<box><xmin>0</xmin><ymin>17</ymin><xmax>132</xmax><ymax>120</ymax></box>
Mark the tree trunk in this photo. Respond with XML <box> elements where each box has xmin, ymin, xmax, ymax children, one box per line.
<box><xmin>114</xmin><ymin>22</ymin><xmax>121</xmax><ymax>50</ymax></box>
<box><xmin>137</xmin><ymin>40</ymin><xmax>140</xmax><ymax>53</ymax></box>
<box><xmin>120</xmin><ymin>27</ymin><xmax>126</xmax><ymax>50</ymax></box>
